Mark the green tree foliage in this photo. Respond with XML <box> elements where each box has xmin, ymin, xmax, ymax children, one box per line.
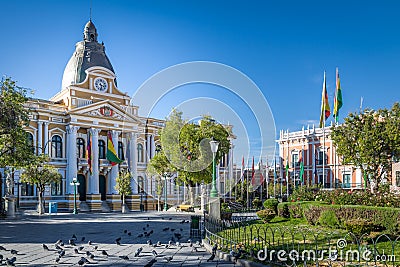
<box><xmin>147</xmin><ymin>109</ymin><xmax>231</xmax><ymax>205</ymax></box>
<box><xmin>115</xmin><ymin>171</ymin><xmax>132</xmax><ymax>212</ymax></box>
<box><xmin>331</xmin><ymin>102</ymin><xmax>400</xmax><ymax>189</ymax></box>
<box><xmin>19</xmin><ymin>155</ymin><xmax>62</xmax><ymax>214</ymax></box>
<box><xmin>0</xmin><ymin>77</ymin><xmax>35</xmax><ymax>167</ymax></box>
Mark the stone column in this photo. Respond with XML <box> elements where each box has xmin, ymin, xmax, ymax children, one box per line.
<box><xmin>151</xmin><ymin>135</ymin><xmax>155</xmax><ymax>159</ymax></box>
<box><xmin>129</xmin><ymin>132</ymin><xmax>138</xmax><ymax>194</ymax></box>
<box><xmin>146</xmin><ymin>134</ymin><xmax>151</xmax><ymax>163</ymax></box>
<box><xmin>37</xmin><ymin>121</ymin><xmax>43</xmax><ymax>154</ymax></box>
<box><xmin>110</xmin><ymin>130</ymin><xmax>121</xmax><ymax>194</ymax></box>
<box><xmin>90</xmin><ymin>128</ymin><xmax>101</xmax><ymax>194</ymax></box>
<box><xmin>66</xmin><ymin>125</ymin><xmax>80</xmax><ymax>194</ymax></box>
<box><xmin>44</xmin><ymin>122</ymin><xmax>49</xmax><ymax>155</ymax></box>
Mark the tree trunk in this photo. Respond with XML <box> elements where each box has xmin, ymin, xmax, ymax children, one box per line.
<box><xmin>121</xmin><ymin>194</ymin><xmax>126</xmax><ymax>213</ymax></box>
<box><xmin>157</xmin><ymin>196</ymin><xmax>160</xmax><ymax>212</ymax></box>
<box><xmin>188</xmin><ymin>185</ymin><xmax>195</xmax><ymax>206</ymax></box>
<box><xmin>37</xmin><ymin>189</ymin><xmax>44</xmax><ymax>215</ymax></box>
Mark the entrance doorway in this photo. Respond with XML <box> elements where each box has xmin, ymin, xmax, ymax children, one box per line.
<box><xmin>77</xmin><ymin>174</ymin><xmax>86</xmax><ymax>201</ymax></box>
<box><xmin>99</xmin><ymin>175</ymin><xmax>106</xmax><ymax>201</ymax></box>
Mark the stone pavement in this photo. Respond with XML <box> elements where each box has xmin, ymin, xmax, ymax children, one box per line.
<box><xmin>0</xmin><ymin>211</ymin><xmax>235</xmax><ymax>266</ymax></box>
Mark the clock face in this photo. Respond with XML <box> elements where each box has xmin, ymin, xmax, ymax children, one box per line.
<box><xmin>94</xmin><ymin>78</ymin><xmax>108</xmax><ymax>92</ymax></box>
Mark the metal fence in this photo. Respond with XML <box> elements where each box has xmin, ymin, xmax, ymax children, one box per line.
<box><xmin>204</xmin><ymin>216</ymin><xmax>400</xmax><ymax>266</ymax></box>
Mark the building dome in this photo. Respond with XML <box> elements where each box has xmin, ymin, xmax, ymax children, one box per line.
<box><xmin>61</xmin><ymin>20</ymin><xmax>116</xmax><ymax>89</ymax></box>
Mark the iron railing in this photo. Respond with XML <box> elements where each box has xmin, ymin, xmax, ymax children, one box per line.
<box><xmin>204</xmin><ymin>216</ymin><xmax>400</xmax><ymax>266</ymax></box>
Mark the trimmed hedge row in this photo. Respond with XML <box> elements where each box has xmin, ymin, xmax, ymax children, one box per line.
<box><xmin>277</xmin><ymin>201</ymin><xmax>400</xmax><ymax>234</ymax></box>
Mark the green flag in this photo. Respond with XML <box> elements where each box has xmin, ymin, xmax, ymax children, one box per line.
<box><xmin>333</xmin><ymin>67</ymin><xmax>343</xmax><ymax>123</ymax></box>
<box><xmin>299</xmin><ymin>160</ymin><xmax>304</xmax><ymax>183</ymax></box>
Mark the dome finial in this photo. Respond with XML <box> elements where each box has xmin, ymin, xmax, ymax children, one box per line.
<box><xmin>89</xmin><ymin>0</ymin><xmax>92</xmax><ymax>21</ymax></box>
<box><xmin>83</xmin><ymin>20</ymin><xmax>98</xmax><ymax>42</ymax></box>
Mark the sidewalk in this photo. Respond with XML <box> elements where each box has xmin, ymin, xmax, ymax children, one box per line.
<box><xmin>0</xmin><ymin>211</ymin><xmax>235</xmax><ymax>266</ymax></box>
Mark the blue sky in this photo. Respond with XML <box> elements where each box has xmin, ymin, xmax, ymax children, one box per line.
<box><xmin>1</xmin><ymin>0</ymin><xmax>399</xmax><ymax>165</ymax></box>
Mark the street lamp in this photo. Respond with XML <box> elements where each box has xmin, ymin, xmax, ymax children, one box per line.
<box><xmin>162</xmin><ymin>172</ymin><xmax>173</xmax><ymax>211</ymax></box>
<box><xmin>139</xmin><ymin>190</ymin><xmax>144</xmax><ymax>212</ymax></box>
<box><xmin>209</xmin><ymin>140</ymin><xmax>219</xmax><ymax>198</ymax></box>
<box><xmin>70</xmin><ymin>177</ymin><xmax>80</xmax><ymax>214</ymax></box>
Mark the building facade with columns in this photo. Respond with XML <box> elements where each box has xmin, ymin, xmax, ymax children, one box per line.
<box><xmin>277</xmin><ymin>125</ymin><xmax>365</xmax><ymax>189</ymax></box>
<box><xmin>1</xmin><ymin>20</ymin><xmax>237</xmax><ymax>212</ymax></box>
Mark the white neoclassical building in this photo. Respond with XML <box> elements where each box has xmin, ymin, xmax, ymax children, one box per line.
<box><xmin>0</xmin><ymin>20</ymin><xmax>236</xmax><ymax>212</ymax></box>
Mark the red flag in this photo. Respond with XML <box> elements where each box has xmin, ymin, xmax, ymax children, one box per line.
<box><xmin>251</xmin><ymin>156</ymin><xmax>255</xmax><ymax>186</ymax></box>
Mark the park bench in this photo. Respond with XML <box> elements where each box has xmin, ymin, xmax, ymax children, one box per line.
<box><xmin>177</xmin><ymin>205</ymin><xmax>194</xmax><ymax>212</ymax></box>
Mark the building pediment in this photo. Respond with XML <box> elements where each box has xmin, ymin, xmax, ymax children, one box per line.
<box><xmin>69</xmin><ymin>100</ymin><xmax>141</xmax><ymax>124</ymax></box>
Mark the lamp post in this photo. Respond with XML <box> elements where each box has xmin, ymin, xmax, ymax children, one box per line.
<box><xmin>140</xmin><ymin>190</ymin><xmax>144</xmax><ymax>212</ymax></box>
<box><xmin>70</xmin><ymin>177</ymin><xmax>80</xmax><ymax>214</ymax></box>
<box><xmin>209</xmin><ymin>140</ymin><xmax>219</xmax><ymax>198</ymax></box>
<box><xmin>162</xmin><ymin>172</ymin><xmax>173</xmax><ymax>211</ymax></box>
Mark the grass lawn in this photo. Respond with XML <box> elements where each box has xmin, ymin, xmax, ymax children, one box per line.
<box><xmin>208</xmin><ymin>216</ymin><xmax>400</xmax><ymax>266</ymax></box>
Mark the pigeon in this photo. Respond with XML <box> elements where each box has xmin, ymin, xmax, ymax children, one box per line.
<box><xmin>207</xmin><ymin>253</ymin><xmax>215</xmax><ymax>262</ymax></box>
<box><xmin>162</xmin><ymin>227</ymin><xmax>169</xmax><ymax>231</ymax></box>
<box><xmin>119</xmin><ymin>255</ymin><xmax>129</xmax><ymax>260</ymax></box>
<box><xmin>169</xmin><ymin>217</ymin><xmax>172</xmax><ymax>220</ymax></box>
<box><xmin>93</xmin><ymin>245</ymin><xmax>98</xmax><ymax>250</ymax></box>
<box><xmin>133</xmin><ymin>247</ymin><xmax>142</xmax><ymax>257</ymax></box>
<box><xmin>164</xmin><ymin>256</ymin><xmax>173</xmax><ymax>262</ymax></box>
<box><xmin>77</xmin><ymin>257</ymin><xmax>89</xmax><ymax>265</ymax></box>
<box><xmin>56</xmin><ymin>239</ymin><xmax>63</xmax><ymax>244</ymax></box>
<box><xmin>151</xmin><ymin>249</ymin><xmax>158</xmax><ymax>256</ymax></box>
<box><xmin>144</xmin><ymin>258</ymin><xmax>157</xmax><ymax>267</ymax></box>
<box><xmin>74</xmin><ymin>248</ymin><xmax>79</xmax><ymax>254</ymax></box>
<box><xmin>147</xmin><ymin>224</ymin><xmax>149</xmax><ymax>228</ymax></box>
<box><xmin>6</xmin><ymin>259</ymin><xmax>15</xmax><ymax>266</ymax></box>
<box><xmin>10</xmin><ymin>250</ymin><xmax>17</xmax><ymax>255</ymax></box>
<box><xmin>58</xmin><ymin>250</ymin><xmax>65</xmax><ymax>257</ymax></box>
<box><xmin>115</xmin><ymin>237</ymin><xmax>122</xmax><ymax>242</ymax></box>
<box><xmin>101</xmin><ymin>250</ymin><xmax>109</xmax><ymax>257</ymax></box>
<box><xmin>156</xmin><ymin>241</ymin><xmax>161</xmax><ymax>246</ymax></box>
<box><xmin>78</xmin><ymin>246</ymin><xmax>84</xmax><ymax>251</ymax></box>
<box><xmin>180</xmin><ymin>219</ymin><xmax>185</xmax><ymax>224</ymax></box>
<box><xmin>55</xmin><ymin>256</ymin><xmax>60</xmax><ymax>263</ymax></box>
<box><xmin>180</xmin><ymin>228</ymin><xmax>183</xmax><ymax>231</ymax></box>
<box><xmin>69</xmin><ymin>239</ymin><xmax>76</xmax><ymax>246</ymax></box>
<box><xmin>87</xmin><ymin>241</ymin><xmax>92</xmax><ymax>246</ymax></box>
<box><xmin>123</xmin><ymin>229</ymin><xmax>127</xmax><ymax>234</ymax></box>
<box><xmin>55</xmin><ymin>244</ymin><xmax>62</xmax><ymax>250</ymax></box>
<box><xmin>137</xmin><ymin>234</ymin><xmax>143</xmax><ymax>238</ymax></box>
<box><xmin>86</xmin><ymin>251</ymin><xmax>91</xmax><ymax>256</ymax></box>
<box><xmin>143</xmin><ymin>227</ymin><xmax>146</xmax><ymax>231</ymax></box>
<box><xmin>43</xmin><ymin>244</ymin><xmax>49</xmax><ymax>250</ymax></box>
<box><xmin>149</xmin><ymin>230</ymin><xmax>154</xmax><ymax>235</ymax></box>
<box><xmin>230</xmin><ymin>249</ymin><xmax>242</xmax><ymax>263</ymax></box>
<box><xmin>72</xmin><ymin>234</ymin><xmax>77</xmax><ymax>240</ymax></box>
<box><xmin>128</xmin><ymin>232</ymin><xmax>131</xmax><ymax>236</ymax></box>
<box><xmin>0</xmin><ymin>246</ymin><xmax>6</xmax><ymax>251</ymax></box>
<box><xmin>81</xmin><ymin>237</ymin><xmax>85</xmax><ymax>242</ymax></box>
<box><xmin>0</xmin><ymin>254</ymin><xmax>3</xmax><ymax>260</ymax></box>
<box><xmin>170</xmin><ymin>228</ymin><xmax>175</xmax><ymax>232</ymax></box>
<box><xmin>147</xmin><ymin>240</ymin><xmax>152</xmax><ymax>246</ymax></box>
<box><xmin>89</xmin><ymin>253</ymin><xmax>94</xmax><ymax>260</ymax></box>
<box><xmin>115</xmin><ymin>240</ymin><xmax>121</xmax><ymax>246</ymax></box>
<box><xmin>188</xmin><ymin>239</ymin><xmax>193</xmax><ymax>247</ymax></box>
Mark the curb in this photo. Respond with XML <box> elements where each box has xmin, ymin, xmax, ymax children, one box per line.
<box><xmin>202</xmin><ymin>239</ymin><xmax>272</xmax><ymax>267</ymax></box>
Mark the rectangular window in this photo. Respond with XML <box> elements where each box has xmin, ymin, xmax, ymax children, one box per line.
<box><xmin>396</xmin><ymin>171</ymin><xmax>400</xmax><ymax>187</ymax></box>
<box><xmin>51</xmin><ymin>182</ymin><xmax>63</xmax><ymax>196</ymax></box>
<box><xmin>21</xmin><ymin>183</ymin><xmax>34</xmax><ymax>196</ymax></box>
<box><xmin>317</xmin><ymin>151</ymin><xmax>327</xmax><ymax>165</ymax></box>
<box><xmin>292</xmin><ymin>153</ymin><xmax>299</xmax><ymax>168</ymax></box>
<box><xmin>343</xmin><ymin>174</ymin><xmax>351</xmax><ymax>188</ymax></box>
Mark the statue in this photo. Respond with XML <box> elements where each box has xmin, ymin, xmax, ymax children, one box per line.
<box><xmin>5</xmin><ymin>172</ymin><xmax>13</xmax><ymax>196</ymax></box>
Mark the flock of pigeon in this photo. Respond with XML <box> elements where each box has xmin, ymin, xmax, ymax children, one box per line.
<box><xmin>0</xmin><ymin>218</ymin><xmax>228</xmax><ymax>266</ymax></box>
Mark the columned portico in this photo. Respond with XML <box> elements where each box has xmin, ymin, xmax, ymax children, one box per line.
<box><xmin>66</xmin><ymin>125</ymin><xmax>80</xmax><ymax>194</ymax></box>
<box><xmin>37</xmin><ymin>121</ymin><xmax>43</xmax><ymax>154</ymax></box>
<box><xmin>90</xmin><ymin>128</ymin><xmax>101</xmax><ymax>194</ymax></box>
<box><xmin>110</xmin><ymin>130</ymin><xmax>120</xmax><ymax>194</ymax></box>
<box><xmin>43</xmin><ymin>122</ymin><xmax>49</xmax><ymax>154</ymax></box>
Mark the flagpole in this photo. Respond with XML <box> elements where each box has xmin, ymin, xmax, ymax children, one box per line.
<box><xmin>246</xmin><ymin>157</ymin><xmax>249</xmax><ymax>209</ymax></box>
<box><xmin>265</xmin><ymin>156</ymin><xmax>268</xmax><ymax>199</ymax></box>
<box><xmin>273</xmin><ymin>157</ymin><xmax>276</xmax><ymax>198</ymax></box>
<box><xmin>260</xmin><ymin>158</ymin><xmax>263</xmax><ymax>204</ymax></box>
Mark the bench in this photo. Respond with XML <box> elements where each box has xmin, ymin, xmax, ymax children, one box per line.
<box><xmin>177</xmin><ymin>205</ymin><xmax>194</xmax><ymax>212</ymax></box>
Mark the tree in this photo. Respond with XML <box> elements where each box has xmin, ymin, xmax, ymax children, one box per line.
<box><xmin>147</xmin><ymin>109</ymin><xmax>231</xmax><ymax>205</ymax></box>
<box><xmin>331</xmin><ymin>102</ymin><xmax>400</xmax><ymax>191</ymax></box>
<box><xmin>115</xmin><ymin>171</ymin><xmax>132</xmax><ymax>213</ymax></box>
<box><xmin>19</xmin><ymin>155</ymin><xmax>62</xmax><ymax>214</ymax></box>
<box><xmin>0</xmin><ymin>77</ymin><xmax>35</xmax><ymax>210</ymax></box>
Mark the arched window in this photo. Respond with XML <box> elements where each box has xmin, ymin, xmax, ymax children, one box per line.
<box><xmin>98</xmin><ymin>140</ymin><xmax>106</xmax><ymax>159</ymax></box>
<box><xmin>137</xmin><ymin>144</ymin><xmax>144</xmax><ymax>162</ymax></box>
<box><xmin>51</xmin><ymin>135</ymin><xmax>63</xmax><ymax>158</ymax></box>
<box><xmin>77</xmin><ymin>138</ymin><xmax>86</xmax><ymax>158</ymax></box>
<box><xmin>26</xmin><ymin>132</ymin><xmax>34</xmax><ymax>152</ymax></box>
<box><xmin>138</xmin><ymin>176</ymin><xmax>144</xmax><ymax>193</ymax></box>
<box><xmin>118</xmin><ymin>141</ymin><xmax>124</xmax><ymax>160</ymax></box>
<box><xmin>51</xmin><ymin>181</ymin><xmax>63</xmax><ymax>196</ymax></box>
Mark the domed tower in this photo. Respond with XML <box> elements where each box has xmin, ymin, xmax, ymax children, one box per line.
<box><xmin>61</xmin><ymin>20</ymin><xmax>116</xmax><ymax>90</ymax></box>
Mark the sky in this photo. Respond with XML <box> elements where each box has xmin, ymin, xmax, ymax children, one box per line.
<box><xmin>1</xmin><ymin>0</ymin><xmax>399</xmax><ymax>165</ymax></box>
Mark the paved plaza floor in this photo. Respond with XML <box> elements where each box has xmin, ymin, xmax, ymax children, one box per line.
<box><xmin>0</xmin><ymin>211</ymin><xmax>235</xmax><ymax>267</ymax></box>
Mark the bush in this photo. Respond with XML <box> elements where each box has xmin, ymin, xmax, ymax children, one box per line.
<box><xmin>344</xmin><ymin>219</ymin><xmax>374</xmax><ymax>236</ymax></box>
<box><xmin>290</xmin><ymin>186</ymin><xmax>320</xmax><ymax>202</ymax></box>
<box><xmin>252</xmin><ymin>198</ymin><xmax>262</xmax><ymax>209</ymax></box>
<box><xmin>263</xmin><ymin>198</ymin><xmax>279</xmax><ymax>213</ymax></box>
<box><xmin>318</xmin><ymin>209</ymin><xmax>339</xmax><ymax>228</ymax></box>
<box><xmin>277</xmin><ymin>203</ymin><xmax>290</xmax><ymax>218</ymax></box>
<box><xmin>256</xmin><ymin>208</ymin><xmax>276</xmax><ymax>223</ymax></box>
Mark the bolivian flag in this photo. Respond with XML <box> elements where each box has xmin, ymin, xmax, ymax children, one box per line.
<box><xmin>319</xmin><ymin>71</ymin><xmax>331</xmax><ymax>128</ymax></box>
<box><xmin>107</xmin><ymin>131</ymin><xmax>123</xmax><ymax>166</ymax></box>
<box><xmin>333</xmin><ymin>67</ymin><xmax>343</xmax><ymax>123</ymax></box>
